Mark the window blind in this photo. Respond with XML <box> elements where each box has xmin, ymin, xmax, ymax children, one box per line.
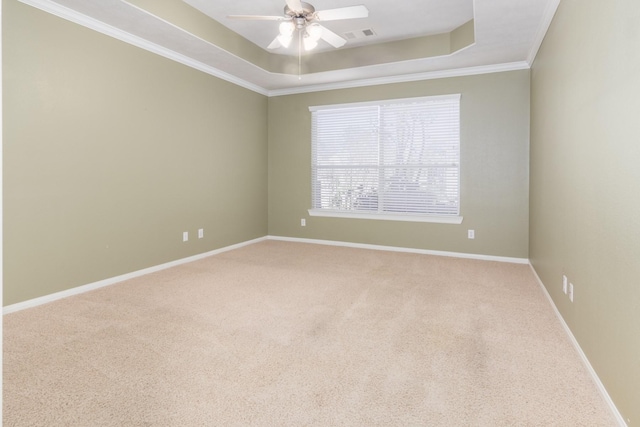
<box><xmin>311</xmin><ymin>95</ymin><xmax>460</xmax><ymax>219</ymax></box>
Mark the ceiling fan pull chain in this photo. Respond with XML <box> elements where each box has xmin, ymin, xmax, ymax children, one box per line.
<box><xmin>298</xmin><ymin>30</ymin><xmax>302</xmax><ymax>80</ymax></box>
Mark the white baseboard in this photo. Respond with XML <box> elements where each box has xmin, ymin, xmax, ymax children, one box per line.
<box><xmin>2</xmin><ymin>236</ymin><xmax>267</xmax><ymax>315</ymax></box>
<box><xmin>267</xmin><ymin>235</ymin><xmax>530</xmax><ymax>264</ymax></box>
<box><xmin>2</xmin><ymin>233</ymin><xmax>625</xmax><ymax>425</ymax></box>
<box><xmin>528</xmin><ymin>263</ymin><xmax>627</xmax><ymax>427</ymax></box>
<box><xmin>4</xmin><ymin>235</ymin><xmax>524</xmax><ymax>315</ymax></box>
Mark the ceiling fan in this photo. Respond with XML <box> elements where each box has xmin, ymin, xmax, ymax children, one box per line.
<box><xmin>228</xmin><ymin>0</ymin><xmax>369</xmax><ymax>51</ymax></box>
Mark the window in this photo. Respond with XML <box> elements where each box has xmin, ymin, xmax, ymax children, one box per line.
<box><xmin>309</xmin><ymin>94</ymin><xmax>462</xmax><ymax>223</ymax></box>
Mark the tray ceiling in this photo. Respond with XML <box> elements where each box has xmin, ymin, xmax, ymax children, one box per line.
<box><xmin>19</xmin><ymin>0</ymin><xmax>560</xmax><ymax>95</ymax></box>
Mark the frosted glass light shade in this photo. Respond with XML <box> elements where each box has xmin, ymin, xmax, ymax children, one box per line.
<box><xmin>279</xmin><ymin>21</ymin><xmax>295</xmax><ymax>36</ymax></box>
<box><xmin>307</xmin><ymin>23</ymin><xmax>322</xmax><ymax>41</ymax></box>
<box><xmin>303</xmin><ymin>36</ymin><xmax>318</xmax><ymax>51</ymax></box>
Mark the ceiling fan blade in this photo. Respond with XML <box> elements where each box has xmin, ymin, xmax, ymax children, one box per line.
<box><xmin>267</xmin><ymin>36</ymin><xmax>281</xmax><ymax>49</ymax></box>
<box><xmin>315</xmin><ymin>5</ymin><xmax>369</xmax><ymax>21</ymax></box>
<box><xmin>227</xmin><ymin>15</ymin><xmax>284</xmax><ymax>21</ymax></box>
<box><xmin>318</xmin><ymin>25</ymin><xmax>347</xmax><ymax>48</ymax></box>
<box><xmin>285</xmin><ymin>0</ymin><xmax>304</xmax><ymax>13</ymax></box>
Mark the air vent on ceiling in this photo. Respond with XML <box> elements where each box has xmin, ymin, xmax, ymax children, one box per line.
<box><xmin>343</xmin><ymin>28</ymin><xmax>377</xmax><ymax>40</ymax></box>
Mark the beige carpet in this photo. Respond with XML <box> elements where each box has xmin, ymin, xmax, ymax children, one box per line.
<box><xmin>3</xmin><ymin>241</ymin><xmax>616</xmax><ymax>426</ymax></box>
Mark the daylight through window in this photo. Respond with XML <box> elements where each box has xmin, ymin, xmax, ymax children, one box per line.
<box><xmin>309</xmin><ymin>94</ymin><xmax>461</xmax><ymax>223</ymax></box>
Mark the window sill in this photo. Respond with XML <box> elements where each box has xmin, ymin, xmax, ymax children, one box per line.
<box><xmin>307</xmin><ymin>209</ymin><xmax>463</xmax><ymax>224</ymax></box>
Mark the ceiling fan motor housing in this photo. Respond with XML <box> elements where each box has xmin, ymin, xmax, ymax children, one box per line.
<box><xmin>284</xmin><ymin>2</ymin><xmax>316</xmax><ymax>21</ymax></box>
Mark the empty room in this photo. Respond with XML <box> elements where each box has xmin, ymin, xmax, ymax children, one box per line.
<box><xmin>2</xmin><ymin>0</ymin><xmax>638</xmax><ymax>425</ymax></box>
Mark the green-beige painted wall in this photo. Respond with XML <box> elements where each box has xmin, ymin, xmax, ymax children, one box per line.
<box><xmin>3</xmin><ymin>0</ymin><xmax>268</xmax><ymax>305</ymax></box>
<box><xmin>268</xmin><ymin>71</ymin><xmax>530</xmax><ymax>258</ymax></box>
<box><xmin>5</xmin><ymin>0</ymin><xmax>637</xmax><ymax>422</ymax></box>
<box><xmin>529</xmin><ymin>0</ymin><xmax>640</xmax><ymax>423</ymax></box>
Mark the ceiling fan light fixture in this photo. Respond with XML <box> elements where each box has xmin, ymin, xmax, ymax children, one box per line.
<box><xmin>307</xmin><ymin>23</ymin><xmax>322</xmax><ymax>41</ymax></box>
<box><xmin>279</xmin><ymin>21</ymin><xmax>295</xmax><ymax>37</ymax></box>
<box><xmin>303</xmin><ymin>35</ymin><xmax>318</xmax><ymax>51</ymax></box>
<box><xmin>230</xmin><ymin>2</ymin><xmax>357</xmax><ymax>52</ymax></box>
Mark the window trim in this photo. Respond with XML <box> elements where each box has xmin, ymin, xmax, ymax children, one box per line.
<box><xmin>308</xmin><ymin>208</ymin><xmax>463</xmax><ymax>224</ymax></box>
<box><xmin>309</xmin><ymin>94</ymin><xmax>463</xmax><ymax>225</ymax></box>
<box><xmin>308</xmin><ymin>94</ymin><xmax>460</xmax><ymax>112</ymax></box>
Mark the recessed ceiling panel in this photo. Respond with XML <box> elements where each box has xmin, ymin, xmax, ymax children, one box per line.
<box><xmin>183</xmin><ymin>0</ymin><xmax>473</xmax><ymax>54</ymax></box>
<box><xmin>24</xmin><ymin>0</ymin><xmax>558</xmax><ymax>93</ymax></box>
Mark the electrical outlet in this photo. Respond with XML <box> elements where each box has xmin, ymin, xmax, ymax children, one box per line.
<box><xmin>198</xmin><ymin>228</ymin><xmax>204</xmax><ymax>239</ymax></box>
<box><xmin>569</xmin><ymin>283</ymin><xmax>574</xmax><ymax>302</ymax></box>
<box><xmin>467</xmin><ymin>229</ymin><xmax>475</xmax><ymax>239</ymax></box>
<box><xmin>562</xmin><ymin>275</ymin><xmax>568</xmax><ymax>294</ymax></box>
<box><xmin>182</xmin><ymin>231</ymin><xmax>188</xmax><ymax>242</ymax></box>
<box><xmin>301</xmin><ymin>218</ymin><xmax>306</xmax><ymax>227</ymax></box>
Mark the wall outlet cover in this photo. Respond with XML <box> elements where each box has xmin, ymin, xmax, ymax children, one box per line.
<box><xmin>569</xmin><ymin>283</ymin><xmax>574</xmax><ymax>302</ymax></box>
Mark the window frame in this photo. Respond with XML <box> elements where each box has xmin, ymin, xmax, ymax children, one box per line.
<box><xmin>308</xmin><ymin>95</ymin><xmax>463</xmax><ymax>224</ymax></box>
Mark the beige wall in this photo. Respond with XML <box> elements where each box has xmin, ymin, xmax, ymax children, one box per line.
<box><xmin>530</xmin><ymin>0</ymin><xmax>640</xmax><ymax>423</ymax></box>
<box><xmin>5</xmin><ymin>0</ymin><xmax>634</xmax><ymax>421</ymax></box>
<box><xmin>268</xmin><ymin>71</ymin><xmax>530</xmax><ymax>258</ymax></box>
<box><xmin>3</xmin><ymin>0</ymin><xmax>268</xmax><ymax>305</ymax></box>
<box><xmin>3</xmin><ymin>3</ymin><xmax>530</xmax><ymax>304</ymax></box>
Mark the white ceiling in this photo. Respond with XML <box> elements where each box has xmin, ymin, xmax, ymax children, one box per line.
<box><xmin>185</xmin><ymin>0</ymin><xmax>474</xmax><ymax>54</ymax></box>
<box><xmin>22</xmin><ymin>0</ymin><xmax>560</xmax><ymax>96</ymax></box>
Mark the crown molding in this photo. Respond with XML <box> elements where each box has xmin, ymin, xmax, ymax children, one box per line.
<box><xmin>18</xmin><ymin>0</ymin><xmax>269</xmax><ymax>96</ymax></box>
<box><xmin>268</xmin><ymin>61</ymin><xmax>531</xmax><ymax>97</ymax></box>
<box><xmin>19</xmin><ymin>0</ymin><xmax>535</xmax><ymax>98</ymax></box>
<box><xmin>527</xmin><ymin>0</ymin><xmax>562</xmax><ymax>66</ymax></box>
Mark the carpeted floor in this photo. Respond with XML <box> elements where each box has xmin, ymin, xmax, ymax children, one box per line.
<box><xmin>3</xmin><ymin>241</ymin><xmax>617</xmax><ymax>426</ymax></box>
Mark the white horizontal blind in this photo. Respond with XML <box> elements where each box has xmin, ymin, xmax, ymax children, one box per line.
<box><xmin>311</xmin><ymin>95</ymin><xmax>460</xmax><ymax>218</ymax></box>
